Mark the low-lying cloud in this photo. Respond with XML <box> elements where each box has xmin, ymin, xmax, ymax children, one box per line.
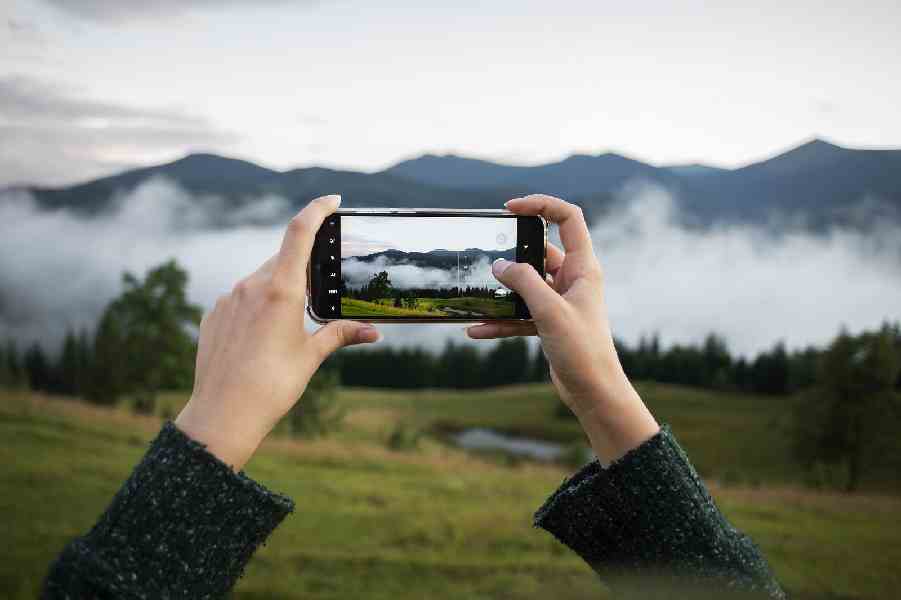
<box><xmin>1</xmin><ymin>178</ymin><xmax>899</xmax><ymax>358</ymax></box>
<box><xmin>342</xmin><ymin>255</ymin><xmax>500</xmax><ymax>291</ymax></box>
<box><xmin>0</xmin><ymin>178</ymin><xmax>287</xmax><ymax>349</ymax></box>
<box><xmin>595</xmin><ymin>183</ymin><xmax>901</xmax><ymax>356</ymax></box>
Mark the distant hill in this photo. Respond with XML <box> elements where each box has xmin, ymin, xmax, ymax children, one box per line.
<box><xmin>388</xmin><ymin>139</ymin><xmax>901</xmax><ymax>230</ymax></box>
<box><xmin>663</xmin><ymin>164</ymin><xmax>727</xmax><ymax>178</ymax></box>
<box><xmin>383</xmin><ymin>154</ymin><xmax>528</xmax><ymax>190</ymax></box>
<box><xmin>11</xmin><ymin>138</ymin><xmax>901</xmax><ymax>231</ymax></box>
<box><xmin>349</xmin><ymin>247</ymin><xmax>516</xmax><ymax>271</ymax></box>
<box><xmin>25</xmin><ymin>154</ymin><xmax>517</xmax><ymax>218</ymax></box>
<box><xmin>387</xmin><ymin>152</ymin><xmax>675</xmax><ymax>198</ymax></box>
<box><xmin>679</xmin><ymin>139</ymin><xmax>901</xmax><ymax>229</ymax></box>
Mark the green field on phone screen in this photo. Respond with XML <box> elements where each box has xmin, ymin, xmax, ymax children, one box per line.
<box><xmin>340</xmin><ymin>296</ymin><xmax>515</xmax><ymax>318</ymax></box>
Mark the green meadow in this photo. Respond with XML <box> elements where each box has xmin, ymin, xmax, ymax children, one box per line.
<box><xmin>340</xmin><ymin>296</ymin><xmax>515</xmax><ymax>318</ymax></box>
<box><xmin>341</xmin><ymin>297</ymin><xmax>445</xmax><ymax>317</ymax></box>
<box><xmin>2</xmin><ymin>384</ymin><xmax>900</xmax><ymax>599</ymax></box>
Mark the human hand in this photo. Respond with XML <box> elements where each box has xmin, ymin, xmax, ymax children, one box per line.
<box><xmin>466</xmin><ymin>194</ymin><xmax>658</xmax><ymax>463</ymax></box>
<box><xmin>176</xmin><ymin>195</ymin><xmax>380</xmax><ymax>470</ymax></box>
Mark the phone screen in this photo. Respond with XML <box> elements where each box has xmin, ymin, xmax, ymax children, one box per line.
<box><xmin>311</xmin><ymin>212</ymin><xmax>544</xmax><ymax>321</ymax></box>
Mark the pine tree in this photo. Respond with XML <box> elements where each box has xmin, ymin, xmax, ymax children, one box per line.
<box><xmin>485</xmin><ymin>337</ymin><xmax>529</xmax><ymax>386</ymax></box>
<box><xmin>24</xmin><ymin>342</ymin><xmax>51</xmax><ymax>391</ymax></box>
<box><xmin>5</xmin><ymin>340</ymin><xmax>23</xmax><ymax>388</ymax></box>
<box><xmin>76</xmin><ymin>328</ymin><xmax>93</xmax><ymax>396</ymax></box>
<box><xmin>0</xmin><ymin>343</ymin><xmax>8</xmax><ymax>387</ymax></box>
<box><xmin>85</xmin><ymin>305</ymin><xmax>126</xmax><ymax>405</ymax></box>
<box><xmin>58</xmin><ymin>329</ymin><xmax>80</xmax><ymax>396</ymax></box>
<box><xmin>793</xmin><ymin>326</ymin><xmax>901</xmax><ymax>491</ymax></box>
<box><xmin>532</xmin><ymin>343</ymin><xmax>550</xmax><ymax>382</ymax></box>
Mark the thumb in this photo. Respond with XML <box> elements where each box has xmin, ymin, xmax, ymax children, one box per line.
<box><xmin>492</xmin><ymin>259</ymin><xmax>561</xmax><ymax>322</ymax></box>
<box><xmin>312</xmin><ymin>320</ymin><xmax>381</xmax><ymax>359</ymax></box>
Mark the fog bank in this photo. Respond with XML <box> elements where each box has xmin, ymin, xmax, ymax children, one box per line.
<box><xmin>342</xmin><ymin>255</ymin><xmax>499</xmax><ymax>291</ymax></box>
<box><xmin>594</xmin><ymin>183</ymin><xmax>901</xmax><ymax>355</ymax></box>
<box><xmin>1</xmin><ymin>178</ymin><xmax>899</xmax><ymax>357</ymax></box>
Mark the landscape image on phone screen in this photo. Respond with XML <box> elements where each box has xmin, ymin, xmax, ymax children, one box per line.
<box><xmin>340</xmin><ymin>216</ymin><xmax>517</xmax><ymax>318</ymax></box>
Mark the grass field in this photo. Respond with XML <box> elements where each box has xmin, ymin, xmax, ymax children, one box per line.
<box><xmin>341</xmin><ymin>296</ymin><xmax>515</xmax><ymax>318</ymax></box>
<box><xmin>333</xmin><ymin>383</ymin><xmax>800</xmax><ymax>485</ymax></box>
<box><xmin>2</xmin><ymin>386</ymin><xmax>900</xmax><ymax>599</ymax></box>
<box><xmin>341</xmin><ymin>297</ymin><xmax>446</xmax><ymax>317</ymax></box>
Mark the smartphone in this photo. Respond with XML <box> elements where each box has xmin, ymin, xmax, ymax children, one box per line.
<box><xmin>308</xmin><ymin>209</ymin><xmax>546</xmax><ymax>323</ymax></box>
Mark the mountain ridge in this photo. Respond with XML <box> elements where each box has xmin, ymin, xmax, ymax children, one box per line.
<box><xmin>349</xmin><ymin>247</ymin><xmax>516</xmax><ymax>270</ymax></box>
<box><xmin>10</xmin><ymin>138</ymin><xmax>901</xmax><ymax>231</ymax></box>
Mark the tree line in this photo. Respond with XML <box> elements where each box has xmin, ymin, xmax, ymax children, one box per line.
<box><xmin>5</xmin><ymin>296</ymin><xmax>898</xmax><ymax>401</ymax></box>
<box><xmin>0</xmin><ymin>260</ymin><xmax>341</xmax><ymax>437</ymax></box>
<box><xmin>0</xmin><ymin>260</ymin><xmax>201</xmax><ymax>414</ymax></box>
<box><xmin>617</xmin><ymin>334</ymin><xmax>821</xmax><ymax>395</ymax></box>
<box><xmin>327</xmin><ymin>332</ymin><xmax>879</xmax><ymax>396</ymax></box>
<box><xmin>332</xmin><ymin>337</ymin><xmax>547</xmax><ymax>389</ymax></box>
<box><xmin>3</xmin><ymin>259</ymin><xmax>899</xmax><ymax>490</ymax></box>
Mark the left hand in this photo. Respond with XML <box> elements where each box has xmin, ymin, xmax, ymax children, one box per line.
<box><xmin>176</xmin><ymin>195</ymin><xmax>380</xmax><ymax>470</ymax></box>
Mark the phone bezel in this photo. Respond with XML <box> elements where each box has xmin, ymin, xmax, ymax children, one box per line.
<box><xmin>307</xmin><ymin>208</ymin><xmax>547</xmax><ymax>323</ymax></box>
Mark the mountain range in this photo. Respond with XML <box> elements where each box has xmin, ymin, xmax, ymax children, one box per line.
<box><xmin>11</xmin><ymin>138</ymin><xmax>901</xmax><ymax>231</ymax></box>
<box><xmin>349</xmin><ymin>248</ymin><xmax>516</xmax><ymax>271</ymax></box>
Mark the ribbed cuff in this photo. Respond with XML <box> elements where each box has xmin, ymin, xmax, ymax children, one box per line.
<box><xmin>82</xmin><ymin>422</ymin><xmax>294</xmax><ymax>599</ymax></box>
<box><xmin>534</xmin><ymin>426</ymin><xmax>785</xmax><ymax>598</ymax></box>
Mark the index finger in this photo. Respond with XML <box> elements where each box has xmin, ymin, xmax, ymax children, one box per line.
<box><xmin>505</xmin><ymin>194</ymin><xmax>593</xmax><ymax>256</ymax></box>
<box><xmin>274</xmin><ymin>194</ymin><xmax>341</xmax><ymax>288</ymax></box>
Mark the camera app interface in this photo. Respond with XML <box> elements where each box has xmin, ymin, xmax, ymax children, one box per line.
<box><xmin>338</xmin><ymin>215</ymin><xmax>517</xmax><ymax>318</ymax></box>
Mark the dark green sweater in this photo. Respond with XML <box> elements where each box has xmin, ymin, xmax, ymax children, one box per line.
<box><xmin>42</xmin><ymin>423</ymin><xmax>785</xmax><ymax>599</ymax></box>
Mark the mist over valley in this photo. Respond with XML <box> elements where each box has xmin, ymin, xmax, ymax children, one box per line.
<box><xmin>2</xmin><ymin>140</ymin><xmax>901</xmax><ymax>356</ymax></box>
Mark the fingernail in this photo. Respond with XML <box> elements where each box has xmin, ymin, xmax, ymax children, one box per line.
<box><xmin>321</xmin><ymin>194</ymin><xmax>341</xmax><ymax>208</ymax></box>
<box><xmin>466</xmin><ymin>324</ymin><xmax>495</xmax><ymax>339</ymax></box>
<box><xmin>492</xmin><ymin>258</ymin><xmax>512</xmax><ymax>276</ymax></box>
<box><xmin>356</xmin><ymin>326</ymin><xmax>380</xmax><ymax>344</ymax></box>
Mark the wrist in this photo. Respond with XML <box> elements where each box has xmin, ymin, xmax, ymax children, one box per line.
<box><xmin>175</xmin><ymin>401</ymin><xmax>267</xmax><ymax>471</ymax></box>
<box><xmin>572</xmin><ymin>372</ymin><xmax>659</xmax><ymax>465</ymax></box>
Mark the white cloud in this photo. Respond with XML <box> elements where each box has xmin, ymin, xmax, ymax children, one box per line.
<box><xmin>0</xmin><ymin>179</ymin><xmax>285</xmax><ymax>349</ymax></box>
<box><xmin>1</xmin><ymin>178</ymin><xmax>899</xmax><ymax>359</ymax></box>
<box><xmin>342</xmin><ymin>255</ymin><xmax>500</xmax><ymax>291</ymax></box>
<box><xmin>594</xmin><ymin>183</ymin><xmax>901</xmax><ymax>356</ymax></box>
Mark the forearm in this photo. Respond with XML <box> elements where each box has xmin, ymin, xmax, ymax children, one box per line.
<box><xmin>535</xmin><ymin>426</ymin><xmax>785</xmax><ymax>599</ymax></box>
<box><xmin>42</xmin><ymin>423</ymin><xmax>294</xmax><ymax>599</ymax></box>
<box><xmin>569</xmin><ymin>365</ymin><xmax>660</xmax><ymax>466</ymax></box>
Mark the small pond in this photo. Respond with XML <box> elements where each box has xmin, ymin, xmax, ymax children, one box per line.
<box><xmin>450</xmin><ymin>427</ymin><xmax>587</xmax><ymax>463</ymax></box>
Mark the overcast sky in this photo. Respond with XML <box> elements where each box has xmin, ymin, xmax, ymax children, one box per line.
<box><xmin>2</xmin><ymin>0</ymin><xmax>899</xmax><ymax>186</ymax></box>
<box><xmin>342</xmin><ymin>216</ymin><xmax>516</xmax><ymax>256</ymax></box>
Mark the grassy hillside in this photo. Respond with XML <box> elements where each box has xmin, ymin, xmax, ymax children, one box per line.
<box><xmin>2</xmin><ymin>387</ymin><xmax>900</xmax><ymax>599</ymax></box>
<box><xmin>340</xmin><ymin>297</ymin><xmax>515</xmax><ymax>318</ymax></box>
<box><xmin>341</xmin><ymin>298</ymin><xmax>445</xmax><ymax>317</ymax></box>
<box><xmin>335</xmin><ymin>383</ymin><xmax>801</xmax><ymax>485</ymax></box>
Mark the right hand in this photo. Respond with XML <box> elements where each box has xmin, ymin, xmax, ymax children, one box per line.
<box><xmin>466</xmin><ymin>194</ymin><xmax>659</xmax><ymax>463</ymax></box>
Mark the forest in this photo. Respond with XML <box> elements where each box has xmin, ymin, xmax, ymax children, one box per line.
<box><xmin>2</xmin><ymin>260</ymin><xmax>900</xmax><ymax>494</ymax></box>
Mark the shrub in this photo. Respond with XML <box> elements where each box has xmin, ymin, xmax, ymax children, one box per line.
<box><xmin>387</xmin><ymin>421</ymin><xmax>421</xmax><ymax>451</ymax></box>
<box><xmin>289</xmin><ymin>368</ymin><xmax>344</xmax><ymax>437</ymax></box>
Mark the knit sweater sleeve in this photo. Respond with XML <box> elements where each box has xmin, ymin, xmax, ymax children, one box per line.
<box><xmin>534</xmin><ymin>426</ymin><xmax>786</xmax><ymax>599</ymax></box>
<box><xmin>41</xmin><ymin>422</ymin><xmax>294</xmax><ymax>600</ymax></box>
